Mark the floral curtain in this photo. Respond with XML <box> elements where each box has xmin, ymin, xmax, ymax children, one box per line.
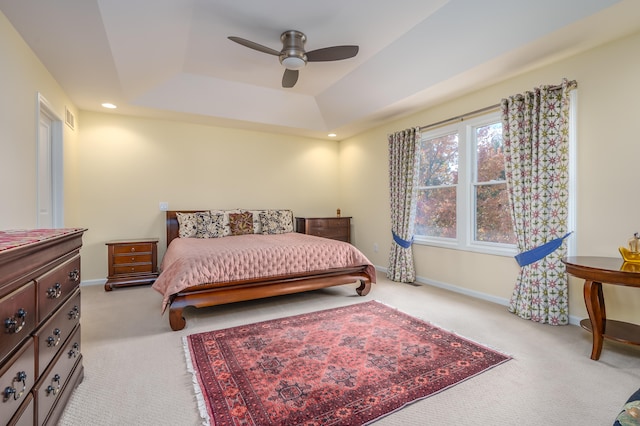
<box><xmin>501</xmin><ymin>79</ymin><xmax>576</xmax><ymax>325</ymax></box>
<box><xmin>387</xmin><ymin>127</ymin><xmax>420</xmax><ymax>282</ymax></box>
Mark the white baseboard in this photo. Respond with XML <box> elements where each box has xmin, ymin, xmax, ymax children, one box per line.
<box><xmin>80</xmin><ymin>278</ymin><xmax>107</xmax><ymax>287</ymax></box>
<box><xmin>374</xmin><ymin>265</ymin><xmax>581</xmax><ymax>326</ymax></box>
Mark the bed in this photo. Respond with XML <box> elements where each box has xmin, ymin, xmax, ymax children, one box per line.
<box><xmin>152</xmin><ymin>210</ymin><xmax>376</xmax><ymax>331</ymax></box>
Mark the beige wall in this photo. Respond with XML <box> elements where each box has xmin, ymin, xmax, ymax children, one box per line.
<box><xmin>340</xmin><ymin>30</ymin><xmax>640</xmax><ymax>323</ymax></box>
<box><xmin>0</xmin><ymin>11</ymin><xmax>79</xmax><ymax>228</ymax></box>
<box><xmin>74</xmin><ymin>111</ymin><xmax>341</xmax><ymax>279</ymax></box>
<box><xmin>4</xmin><ymin>7</ymin><xmax>640</xmax><ymax>325</ymax></box>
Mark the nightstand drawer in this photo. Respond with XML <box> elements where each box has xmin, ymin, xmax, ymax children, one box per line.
<box><xmin>112</xmin><ymin>253</ymin><xmax>152</xmax><ymax>265</ymax></box>
<box><xmin>113</xmin><ymin>264</ymin><xmax>152</xmax><ymax>275</ymax></box>
<box><xmin>113</xmin><ymin>243</ymin><xmax>153</xmax><ymax>255</ymax></box>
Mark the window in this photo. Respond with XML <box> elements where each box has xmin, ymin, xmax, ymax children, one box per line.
<box><xmin>413</xmin><ymin>111</ymin><xmax>517</xmax><ymax>255</ymax></box>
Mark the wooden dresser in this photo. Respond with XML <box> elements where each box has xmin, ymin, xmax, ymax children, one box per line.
<box><xmin>105</xmin><ymin>238</ymin><xmax>159</xmax><ymax>291</ymax></box>
<box><xmin>0</xmin><ymin>228</ymin><xmax>85</xmax><ymax>426</ymax></box>
<box><xmin>295</xmin><ymin>217</ymin><xmax>351</xmax><ymax>243</ymax></box>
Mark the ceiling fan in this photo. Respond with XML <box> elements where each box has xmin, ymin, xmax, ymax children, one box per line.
<box><xmin>228</xmin><ymin>30</ymin><xmax>359</xmax><ymax>88</ymax></box>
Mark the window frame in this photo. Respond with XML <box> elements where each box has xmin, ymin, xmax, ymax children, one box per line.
<box><xmin>413</xmin><ymin>110</ymin><xmax>518</xmax><ymax>257</ymax></box>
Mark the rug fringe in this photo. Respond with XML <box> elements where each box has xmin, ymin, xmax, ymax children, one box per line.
<box><xmin>183</xmin><ymin>336</ymin><xmax>212</xmax><ymax>426</ymax></box>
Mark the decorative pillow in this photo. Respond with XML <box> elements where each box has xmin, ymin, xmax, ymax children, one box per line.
<box><xmin>260</xmin><ymin>210</ymin><xmax>294</xmax><ymax>234</ymax></box>
<box><xmin>246</xmin><ymin>210</ymin><xmax>265</xmax><ymax>234</ymax></box>
<box><xmin>176</xmin><ymin>212</ymin><xmax>199</xmax><ymax>238</ymax></box>
<box><xmin>228</xmin><ymin>212</ymin><xmax>254</xmax><ymax>236</ymax></box>
<box><xmin>614</xmin><ymin>388</ymin><xmax>640</xmax><ymax>426</ymax></box>
<box><xmin>195</xmin><ymin>211</ymin><xmax>225</xmax><ymax>238</ymax></box>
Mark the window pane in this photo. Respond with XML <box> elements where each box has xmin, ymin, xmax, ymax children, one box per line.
<box><xmin>475</xmin><ymin>183</ymin><xmax>516</xmax><ymax>244</ymax></box>
<box><xmin>417</xmin><ymin>133</ymin><xmax>458</xmax><ymax>186</ymax></box>
<box><xmin>476</xmin><ymin>123</ymin><xmax>504</xmax><ymax>182</ymax></box>
<box><xmin>415</xmin><ymin>187</ymin><xmax>456</xmax><ymax>238</ymax></box>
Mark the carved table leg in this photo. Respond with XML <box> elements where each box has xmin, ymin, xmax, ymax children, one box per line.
<box><xmin>583</xmin><ymin>280</ymin><xmax>605</xmax><ymax>360</ymax></box>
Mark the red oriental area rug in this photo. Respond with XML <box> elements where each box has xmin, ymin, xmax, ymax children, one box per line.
<box><xmin>183</xmin><ymin>301</ymin><xmax>510</xmax><ymax>425</ymax></box>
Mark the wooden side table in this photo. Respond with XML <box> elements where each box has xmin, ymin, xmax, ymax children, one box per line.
<box><xmin>295</xmin><ymin>217</ymin><xmax>351</xmax><ymax>243</ymax></box>
<box><xmin>562</xmin><ymin>256</ymin><xmax>640</xmax><ymax>360</ymax></box>
<box><xmin>105</xmin><ymin>238</ymin><xmax>159</xmax><ymax>291</ymax></box>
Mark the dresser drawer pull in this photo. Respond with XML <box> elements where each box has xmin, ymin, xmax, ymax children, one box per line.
<box><xmin>69</xmin><ymin>269</ymin><xmax>80</xmax><ymax>282</ymax></box>
<box><xmin>47</xmin><ymin>328</ymin><xmax>62</xmax><ymax>347</ymax></box>
<box><xmin>4</xmin><ymin>308</ymin><xmax>27</xmax><ymax>334</ymax></box>
<box><xmin>68</xmin><ymin>342</ymin><xmax>80</xmax><ymax>358</ymax></box>
<box><xmin>46</xmin><ymin>374</ymin><xmax>61</xmax><ymax>396</ymax></box>
<box><xmin>68</xmin><ymin>305</ymin><xmax>80</xmax><ymax>320</ymax></box>
<box><xmin>3</xmin><ymin>371</ymin><xmax>27</xmax><ymax>402</ymax></box>
<box><xmin>47</xmin><ymin>283</ymin><xmax>62</xmax><ymax>299</ymax></box>
<box><xmin>130</xmin><ymin>247</ymin><xmax>136</xmax><ymax>252</ymax></box>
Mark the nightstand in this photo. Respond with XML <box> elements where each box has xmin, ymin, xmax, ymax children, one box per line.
<box><xmin>295</xmin><ymin>217</ymin><xmax>351</xmax><ymax>243</ymax></box>
<box><xmin>105</xmin><ymin>238</ymin><xmax>159</xmax><ymax>291</ymax></box>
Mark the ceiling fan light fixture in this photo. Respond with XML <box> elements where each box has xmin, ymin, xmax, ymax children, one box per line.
<box><xmin>281</xmin><ymin>56</ymin><xmax>306</xmax><ymax>70</ymax></box>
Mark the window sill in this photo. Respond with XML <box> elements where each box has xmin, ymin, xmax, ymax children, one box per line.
<box><xmin>413</xmin><ymin>238</ymin><xmax>518</xmax><ymax>258</ymax></box>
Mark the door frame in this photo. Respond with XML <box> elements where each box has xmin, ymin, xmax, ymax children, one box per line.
<box><xmin>37</xmin><ymin>92</ymin><xmax>64</xmax><ymax>228</ymax></box>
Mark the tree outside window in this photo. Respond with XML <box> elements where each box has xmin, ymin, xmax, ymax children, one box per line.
<box><xmin>413</xmin><ymin>112</ymin><xmax>516</xmax><ymax>252</ymax></box>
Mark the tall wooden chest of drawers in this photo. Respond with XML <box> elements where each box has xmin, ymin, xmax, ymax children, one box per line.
<box><xmin>0</xmin><ymin>228</ymin><xmax>85</xmax><ymax>426</ymax></box>
<box><xmin>105</xmin><ymin>238</ymin><xmax>159</xmax><ymax>291</ymax></box>
<box><xmin>295</xmin><ymin>217</ymin><xmax>352</xmax><ymax>243</ymax></box>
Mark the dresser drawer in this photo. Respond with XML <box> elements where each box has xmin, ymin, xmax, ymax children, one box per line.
<box><xmin>296</xmin><ymin>217</ymin><xmax>351</xmax><ymax>243</ymax></box>
<box><xmin>0</xmin><ymin>338</ymin><xmax>35</xmax><ymax>426</ymax></box>
<box><xmin>1</xmin><ymin>282</ymin><xmax>36</xmax><ymax>363</ymax></box>
<box><xmin>113</xmin><ymin>243</ymin><xmax>153</xmax><ymax>254</ymax></box>
<box><xmin>35</xmin><ymin>324</ymin><xmax>81</xmax><ymax>423</ymax></box>
<box><xmin>34</xmin><ymin>290</ymin><xmax>81</xmax><ymax>377</ymax></box>
<box><xmin>7</xmin><ymin>391</ymin><xmax>33</xmax><ymax>426</ymax></box>
<box><xmin>36</xmin><ymin>255</ymin><xmax>80</xmax><ymax>323</ymax></box>
<box><xmin>112</xmin><ymin>253</ymin><xmax>152</xmax><ymax>265</ymax></box>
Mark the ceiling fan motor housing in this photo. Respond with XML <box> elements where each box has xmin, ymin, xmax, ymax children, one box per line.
<box><xmin>279</xmin><ymin>30</ymin><xmax>307</xmax><ymax>69</ymax></box>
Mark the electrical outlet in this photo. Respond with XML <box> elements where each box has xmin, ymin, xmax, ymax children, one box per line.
<box><xmin>159</xmin><ymin>202</ymin><xmax>169</xmax><ymax>211</ymax></box>
<box><xmin>373</xmin><ymin>243</ymin><xmax>379</xmax><ymax>253</ymax></box>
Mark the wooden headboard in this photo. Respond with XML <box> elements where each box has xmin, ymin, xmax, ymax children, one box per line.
<box><xmin>166</xmin><ymin>210</ymin><xmax>200</xmax><ymax>247</ymax></box>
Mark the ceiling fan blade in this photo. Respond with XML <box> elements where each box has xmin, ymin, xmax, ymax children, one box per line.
<box><xmin>282</xmin><ymin>69</ymin><xmax>299</xmax><ymax>88</ymax></box>
<box><xmin>306</xmin><ymin>45</ymin><xmax>359</xmax><ymax>62</ymax></box>
<box><xmin>228</xmin><ymin>36</ymin><xmax>280</xmax><ymax>56</ymax></box>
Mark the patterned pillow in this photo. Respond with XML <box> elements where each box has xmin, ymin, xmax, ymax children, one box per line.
<box><xmin>195</xmin><ymin>211</ymin><xmax>225</xmax><ymax>238</ymax></box>
<box><xmin>228</xmin><ymin>212</ymin><xmax>254</xmax><ymax>236</ymax></box>
<box><xmin>176</xmin><ymin>212</ymin><xmax>199</xmax><ymax>238</ymax></box>
<box><xmin>260</xmin><ymin>210</ymin><xmax>294</xmax><ymax>234</ymax></box>
<box><xmin>614</xmin><ymin>388</ymin><xmax>640</xmax><ymax>426</ymax></box>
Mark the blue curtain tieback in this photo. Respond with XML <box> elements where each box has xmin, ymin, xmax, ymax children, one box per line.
<box><xmin>392</xmin><ymin>231</ymin><xmax>413</xmax><ymax>249</ymax></box>
<box><xmin>515</xmin><ymin>232</ymin><xmax>573</xmax><ymax>267</ymax></box>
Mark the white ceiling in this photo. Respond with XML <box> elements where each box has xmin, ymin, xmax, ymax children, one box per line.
<box><xmin>2</xmin><ymin>0</ymin><xmax>640</xmax><ymax>140</ymax></box>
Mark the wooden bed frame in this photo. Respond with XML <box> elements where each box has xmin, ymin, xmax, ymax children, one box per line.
<box><xmin>163</xmin><ymin>211</ymin><xmax>373</xmax><ymax>331</ymax></box>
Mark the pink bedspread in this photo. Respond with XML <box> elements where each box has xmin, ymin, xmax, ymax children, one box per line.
<box><xmin>152</xmin><ymin>233</ymin><xmax>376</xmax><ymax>310</ymax></box>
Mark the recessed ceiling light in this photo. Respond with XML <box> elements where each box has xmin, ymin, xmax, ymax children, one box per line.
<box><xmin>328</xmin><ymin>133</ymin><xmax>337</xmax><ymax>138</ymax></box>
<box><xmin>101</xmin><ymin>103</ymin><xmax>117</xmax><ymax>109</ymax></box>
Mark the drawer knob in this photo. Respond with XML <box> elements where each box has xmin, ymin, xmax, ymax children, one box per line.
<box><xmin>4</xmin><ymin>308</ymin><xmax>27</xmax><ymax>334</ymax></box>
<box><xmin>3</xmin><ymin>371</ymin><xmax>27</xmax><ymax>402</ymax></box>
<box><xmin>46</xmin><ymin>374</ymin><xmax>61</xmax><ymax>396</ymax></box>
<box><xmin>69</xmin><ymin>269</ymin><xmax>80</xmax><ymax>282</ymax></box>
<box><xmin>68</xmin><ymin>305</ymin><xmax>80</xmax><ymax>320</ymax></box>
<box><xmin>68</xmin><ymin>342</ymin><xmax>80</xmax><ymax>358</ymax></box>
<box><xmin>130</xmin><ymin>247</ymin><xmax>136</xmax><ymax>252</ymax></box>
<box><xmin>47</xmin><ymin>283</ymin><xmax>62</xmax><ymax>299</ymax></box>
<box><xmin>47</xmin><ymin>328</ymin><xmax>62</xmax><ymax>347</ymax></box>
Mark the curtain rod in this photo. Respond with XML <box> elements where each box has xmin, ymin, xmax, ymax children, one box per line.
<box><xmin>419</xmin><ymin>80</ymin><xmax>577</xmax><ymax>132</ymax></box>
<box><xmin>420</xmin><ymin>104</ymin><xmax>499</xmax><ymax>132</ymax></box>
